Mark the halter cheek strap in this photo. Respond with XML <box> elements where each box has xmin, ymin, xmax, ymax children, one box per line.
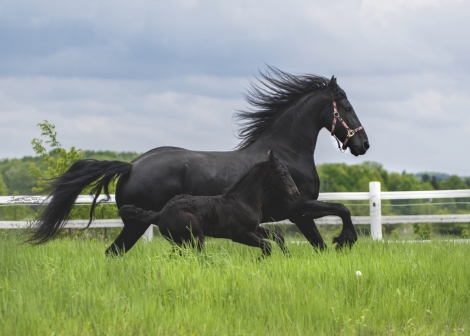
<box><xmin>330</xmin><ymin>101</ymin><xmax>364</xmax><ymax>151</ymax></box>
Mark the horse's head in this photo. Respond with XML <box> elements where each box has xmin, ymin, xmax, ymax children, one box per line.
<box><xmin>322</xmin><ymin>77</ymin><xmax>369</xmax><ymax>156</ymax></box>
<box><xmin>267</xmin><ymin>150</ymin><xmax>300</xmax><ymax>201</ymax></box>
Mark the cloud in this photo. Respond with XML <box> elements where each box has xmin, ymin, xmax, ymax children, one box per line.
<box><xmin>0</xmin><ymin>76</ymin><xmax>242</xmax><ymax>158</ymax></box>
<box><xmin>1</xmin><ymin>0</ymin><xmax>470</xmax><ymax>176</ymax></box>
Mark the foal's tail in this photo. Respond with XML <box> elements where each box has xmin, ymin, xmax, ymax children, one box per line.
<box><xmin>27</xmin><ymin>159</ymin><xmax>132</xmax><ymax>245</ymax></box>
<box><xmin>119</xmin><ymin>205</ymin><xmax>161</xmax><ymax>226</ymax></box>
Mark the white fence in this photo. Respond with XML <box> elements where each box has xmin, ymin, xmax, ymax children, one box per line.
<box><xmin>1</xmin><ymin>181</ymin><xmax>470</xmax><ymax>241</ymax></box>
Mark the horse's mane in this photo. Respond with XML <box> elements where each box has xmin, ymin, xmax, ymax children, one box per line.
<box><xmin>223</xmin><ymin>161</ymin><xmax>267</xmax><ymax>195</ymax></box>
<box><xmin>235</xmin><ymin>66</ymin><xmax>337</xmax><ymax>149</ymax></box>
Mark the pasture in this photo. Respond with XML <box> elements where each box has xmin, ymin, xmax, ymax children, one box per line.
<box><xmin>1</xmin><ymin>232</ymin><xmax>469</xmax><ymax>335</ymax></box>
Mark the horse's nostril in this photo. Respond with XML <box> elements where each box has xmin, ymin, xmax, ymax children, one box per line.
<box><xmin>363</xmin><ymin>140</ymin><xmax>370</xmax><ymax>150</ymax></box>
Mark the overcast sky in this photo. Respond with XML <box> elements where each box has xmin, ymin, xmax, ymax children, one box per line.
<box><xmin>1</xmin><ymin>0</ymin><xmax>469</xmax><ymax>175</ymax></box>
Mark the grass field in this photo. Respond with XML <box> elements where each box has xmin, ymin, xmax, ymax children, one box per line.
<box><xmin>1</xmin><ymin>231</ymin><xmax>469</xmax><ymax>335</ymax></box>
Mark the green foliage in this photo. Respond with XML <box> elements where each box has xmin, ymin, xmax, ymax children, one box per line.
<box><xmin>29</xmin><ymin>121</ymin><xmax>83</xmax><ymax>193</ymax></box>
<box><xmin>462</xmin><ymin>229</ymin><xmax>470</xmax><ymax>239</ymax></box>
<box><xmin>0</xmin><ymin>151</ymin><xmax>140</xmax><ymax>196</ymax></box>
<box><xmin>2</xmin><ymin>122</ymin><xmax>470</xmax><ymax>236</ymax></box>
<box><xmin>413</xmin><ymin>223</ymin><xmax>432</xmax><ymax>240</ymax></box>
<box><xmin>390</xmin><ymin>229</ymin><xmax>399</xmax><ymax>240</ymax></box>
<box><xmin>0</xmin><ymin>162</ymin><xmax>34</xmax><ymax>221</ymax></box>
<box><xmin>27</xmin><ymin>121</ymin><xmax>121</xmax><ymax>227</ymax></box>
<box><xmin>0</xmin><ymin>174</ymin><xmax>7</xmax><ymax>196</ymax></box>
<box><xmin>0</xmin><ymin>157</ymin><xmax>40</xmax><ymax>195</ymax></box>
<box><xmin>0</xmin><ymin>122</ymin><xmax>141</xmax><ymax>224</ymax></box>
<box><xmin>318</xmin><ymin>161</ymin><xmax>387</xmax><ymax>192</ymax></box>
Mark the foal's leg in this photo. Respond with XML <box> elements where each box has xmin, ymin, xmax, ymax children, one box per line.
<box><xmin>231</xmin><ymin>232</ymin><xmax>272</xmax><ymax>257</ymax></box>
<box><xmin>255</xmin><ymin>226</ymin><xmax>290</xmax><ymax>256</ymax></box>
<box><xmin>161</xmin><ymin>224</ymin><xmax>205</xmax><ymax>254</ymax></box>
<box><xmin>160</xmin><ymin>230</ymin><xmax>185</xmax><ymax>256</ymax></box>
<box><xmin>183</xmin><ymin>232</ymin><xmax>205</xmax><ymax>252</ymax></box>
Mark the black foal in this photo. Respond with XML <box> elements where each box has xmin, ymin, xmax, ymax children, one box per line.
<box><xmin>119</xmin><ymin>150</ymin><xmax>299</xmax><ymax>257</ymax></box>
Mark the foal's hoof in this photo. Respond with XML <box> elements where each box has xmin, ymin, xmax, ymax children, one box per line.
<box><xmin>257</xmin><ymin>254</ymin><xmax>270</xmax><ymax>261</ymax></box>
<box><xmin>312</xmin><ymin>242</ymin><xmax>327</xmax><ymax>252</ymax></box>
<box><xmin>280</xmin><ymin>247</ymin><xmax>292</xmax><ymax>257</ymax></box>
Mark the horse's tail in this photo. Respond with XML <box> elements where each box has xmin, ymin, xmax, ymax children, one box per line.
<box><xmin>118</xmin><ymin>205</ymin><xmax>161</xmax><ymax>226</ymax></box>
<box><xmin>27</xmin><ymin>159</ymin><xmax>132</xmax><ymax>245</ymax></box>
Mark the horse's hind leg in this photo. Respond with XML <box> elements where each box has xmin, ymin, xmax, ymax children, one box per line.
<box><xmin>232</xmin><ymin>232</ymin><xmax>272</xmax><ymax>258</ymax></box>
<box><xmin>105</xmin><ymin>218</ymin><xmax>150</xmax><ymax>256</ymax></box>
<box><xmin>255</xmin><ymin>226</ymin><xmax>290</xmax><ymax>256</ymax></box>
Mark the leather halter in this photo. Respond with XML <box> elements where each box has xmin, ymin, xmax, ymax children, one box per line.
<box><xmin>330</xmin><ymin>101</ymin><xmax>364</xmax><ymax>151</ymax></box>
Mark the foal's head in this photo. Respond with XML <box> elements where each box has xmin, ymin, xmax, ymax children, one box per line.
<box><xmin>267</xmin><ymin>150</ymin><xmax>299</xmax><ymax>201</ymax></box>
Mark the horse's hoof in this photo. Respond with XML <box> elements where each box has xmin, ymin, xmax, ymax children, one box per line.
<box><xmin>333</xmin><ymin>232</ymin><xmax>357</xmax><ymax>250</ymax></box>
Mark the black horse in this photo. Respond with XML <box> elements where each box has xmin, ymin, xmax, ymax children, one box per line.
<box><xmin>118</xmin><ymin>150</ymin><xmax>300</xmax><ymax>257</ymax></box>
<box><xmin>28</xmin><ymin>67</ymin><xmax>369</xmax><ymax>255</ymax></box>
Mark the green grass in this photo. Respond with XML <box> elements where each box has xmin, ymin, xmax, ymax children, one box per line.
<box><xmin>1</xmin><ymin>231</ymin><xmax>469</xmax><ymax>335</ymax></box>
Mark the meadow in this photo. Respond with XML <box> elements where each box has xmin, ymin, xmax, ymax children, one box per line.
<box><xmin>1</xmin><ymin>231</ymin><xmax>469</xmax><ymax>335</ymax></box>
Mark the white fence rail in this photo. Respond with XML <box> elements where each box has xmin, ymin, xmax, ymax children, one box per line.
<box><xmin>2</xmin><ymin>181</ymin><xmax>470</xmax><ymax>241</ymax></box>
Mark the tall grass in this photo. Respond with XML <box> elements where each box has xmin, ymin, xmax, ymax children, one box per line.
<box><xmin>1</xmin><ymin>231</ymin><xmax>469</xmax><ymax>335</ymax></box>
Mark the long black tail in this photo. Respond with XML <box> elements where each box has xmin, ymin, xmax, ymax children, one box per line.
<box><xmin>27</xmin><ymin>159</ymin><xmax>132</xmax><ymax>244</ymax></box>
<box><xmin>118</xmin><ymin>205</ymin><xmax>161</xmax><ymax>226</ymax></box>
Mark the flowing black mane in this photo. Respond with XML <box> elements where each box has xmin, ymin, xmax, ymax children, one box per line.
<box><xmin>235</xmin><ymin>66</ymin><xmax>336</xmax><ymax>149</ymax></box>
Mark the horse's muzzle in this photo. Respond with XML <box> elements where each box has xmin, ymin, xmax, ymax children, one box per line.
<box><xmin>288</xmin><ymin>187</ymin><xmax>300</xmax><ymax>201</ymax></box>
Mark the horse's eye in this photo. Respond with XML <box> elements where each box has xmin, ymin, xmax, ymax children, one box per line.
<box><xmin>345</xmin><ymin>107</ymin><xmax>351</xmax><ymax>112</ymax></box>
<box><xmin>281</xmin><ymin>171</ymin><xmax>286</xmax><ymax>176</ymax></box>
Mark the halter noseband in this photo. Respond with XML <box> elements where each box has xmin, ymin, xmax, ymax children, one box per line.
<box><xmin>330</xmin><ymin>101</ymin><xmax>364</xmax><ymax>152</ymax></box>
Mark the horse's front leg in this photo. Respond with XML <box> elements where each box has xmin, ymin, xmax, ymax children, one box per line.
<box><xmin>289</xmin><ymin>215</ymin><xmax>327</xmax><ymax>251</ymax></box>
<box><xmin>292</xmin><ymin>200</ymin><xmax>357</xmax><ymax>250</ymax></box>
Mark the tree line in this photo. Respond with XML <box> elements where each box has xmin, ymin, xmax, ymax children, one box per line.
<box><xmin>1</xmin><ymin>121</ymin><xmax>469</xmax><ymax>236</ymax></box>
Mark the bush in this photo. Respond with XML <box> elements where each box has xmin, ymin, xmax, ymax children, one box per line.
<box><xmin>462</xmin><ymin>228</ymin><xmax>470</xmax><ymax>239</ymax></box>
<box><xmin>390</xmin><ymin>229</ymin><xmax>399</xmax><ymax>240</ymax></box>
<box><xmin>413</xmin><ymin>223</ymin><xmax>432</xmax><ymax>240</ymax></box>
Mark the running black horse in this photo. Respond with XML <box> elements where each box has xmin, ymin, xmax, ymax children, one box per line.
<box><xmin>28</xmin><ymin>67</ymin><xmax>369</xmax><ymax>255</ymax></box>
<box><xmin>119</xmin><ymin>150</ymin><xmax>300</xmax><ymax>257</ymax></box>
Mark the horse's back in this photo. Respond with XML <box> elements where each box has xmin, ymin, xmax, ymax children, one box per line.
<box><xmin>116</xmin><ymin>147</ymin><xmax>252</xmax><ymax>212</ymax></box>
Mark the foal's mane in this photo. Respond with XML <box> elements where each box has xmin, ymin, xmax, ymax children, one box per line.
<box><xmin>223</xmin><ymin>161</ymin><xmax>267</xmax><ymax>195</ymax></box>
<box><xmin>235</xmin><ymin>66</ymin><xmax>338</xmax><ymax>149</ymax></box>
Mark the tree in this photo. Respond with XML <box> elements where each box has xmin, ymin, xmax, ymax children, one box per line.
<box><xmin>29</xmin><ymin>121</ymin><xmax>83</xmax><ymax>193</ymax></box>
<box><xmin>28</xmin><ymin>121</ymin><xmax>120</xmax><ymax>239</ymax></box>
<box><xmin>0</xmin><ymin>175</ymin><xmax>7</xmax><ymax>196</ymax></box>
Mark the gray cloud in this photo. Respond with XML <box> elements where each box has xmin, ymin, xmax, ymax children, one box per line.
<box><xmin>1</xmin><ymin>0</ymin><xmax>470</xmax><ymax>175</ymax></box>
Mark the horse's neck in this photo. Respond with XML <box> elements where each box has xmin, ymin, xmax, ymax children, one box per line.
<box><xmin>248</xmin><ymin>95</ymin><xmax>325</xmax><ymax>156</ymax></box>
<box><xmin>227</xmin><ymin>163</ymin><xmax>270</xmax><ymax>205</ymax></box>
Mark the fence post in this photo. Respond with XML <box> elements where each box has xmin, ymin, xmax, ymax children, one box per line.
<box><xmin>141</xmin><ymin>225</ymin><xmax>154</xmax><ymax>241</ymax></box>
<box><xmin>369</xmin><ymin>181</ymin><xmax>382</xmax><ymax>240</ymax></box>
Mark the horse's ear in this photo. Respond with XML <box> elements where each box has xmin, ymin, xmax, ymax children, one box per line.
<box><xmin>329</xmin><ymin>76</ymin><xmax>337</xmax><ymax>92</ymax></box>
<box><xmin>267</xmin><ymin>150</ymin><xmax>277</xmax><ymax>166</ymax></box>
